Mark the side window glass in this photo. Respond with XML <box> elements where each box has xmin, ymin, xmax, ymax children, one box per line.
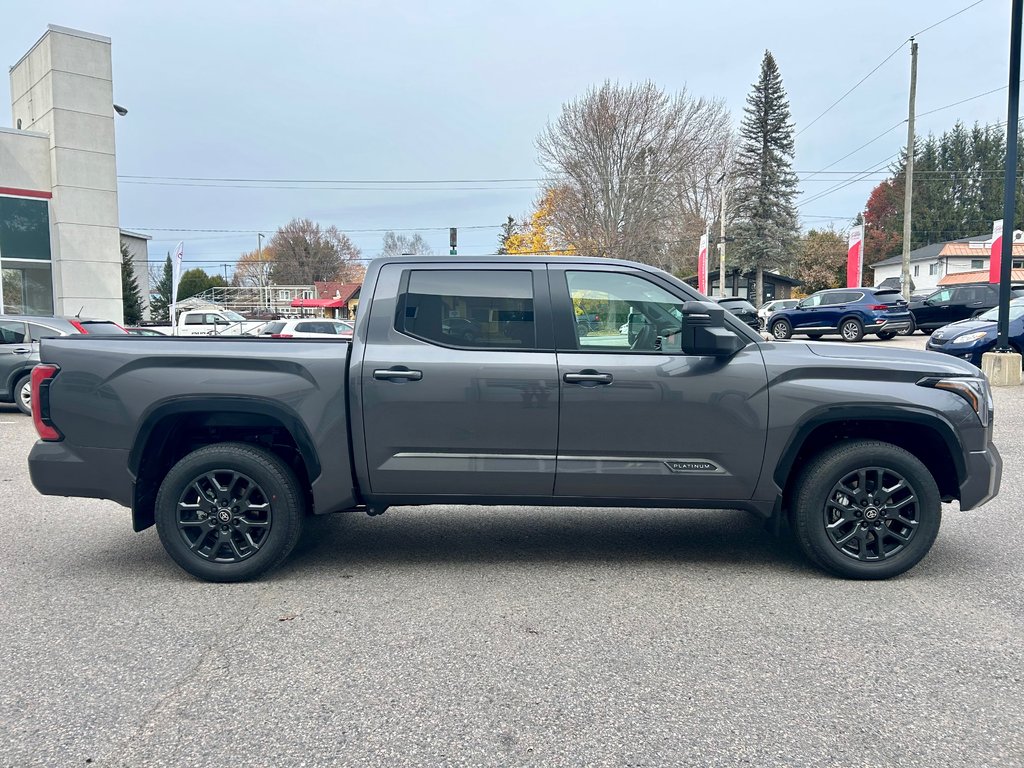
<box><xmin>29</xmin><ymin>323</ymin><xmax>60</xmax><ymax>341</ymax></box>
<box><xmin>399</xmin><ymin>270</ymin><xmax>535</xmax><ymax>350</ymax></box>
<box><xmin>0</xmin><ymin>320</ymin><xmax>27</xmax><ymax>345</ymax></box>
<box><xmin>184</xmin><ymin>314</ymin><xmax>203</xmax><ymax>326</ymax></box>
<box><xmin>565</xmin><ymin>271</ymin><xmax>684</xmax><ymax>353</ymax></box>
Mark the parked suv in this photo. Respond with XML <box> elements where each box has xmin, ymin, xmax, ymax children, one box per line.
<box><xmin>0</xmin><ymin>315</ymin><xmax>125</xmax><ymax>414</ymax></box>
<box><xmin>769</xmin><ymin>288</ymin><xmax>912</xmax><ymax>342</ymax></box>
<box><xmin>716</xmin><ymin>297</ymin><xmax>760</xmax><ymax>331</ymax></box>
<box><xmin>906</xmin><ymin>283</ymin><xmax>1024</xmax><ymax>335</ymax></box>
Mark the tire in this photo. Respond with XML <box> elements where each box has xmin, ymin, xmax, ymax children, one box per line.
<box><xmin>770</xmin><ymin>319</ymin><xmax>792</xmax><ymax>340</ymax></box>
<box><xmin>14</xmin><ymin>373</ymin><xmax>32</xmax><ymax>416</ymax></box>
<box><xmin>877</xmin><ymin>331</ymin><xmax>897</xmax><ymax>340</ymax></box>
<box><xmin>155</xmin><ymin>442</ymin><xmax>305</xmax><ymax>582</ymax></box>
<box><xmin>790</xmin><ymin>440</ymin><xmax>941</xmax><ymax>580</ymax></box>
<box><xmin>839</xmin><ymin>318</ymin><xmax>864</xmax><ymax>342</ymax></box>
<box><xmin>807</xmin><ymin>333</ymin><xmax>824</xmax><ymax>340</ymax></box>
<box><xmin>898</xmin><ymin>318</ymin><xmax>916</xmax><ymax>336</ymax></box>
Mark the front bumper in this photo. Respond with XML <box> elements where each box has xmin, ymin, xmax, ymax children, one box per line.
<box><xmin>959</xmin><ymin>442</ymin><xmax>1002</xmax><ymax>510</ymax></box>
<box><xmin>926</xmin><ymin>339</ymin><xmax>988</xmax><ymax>367</ymax></box>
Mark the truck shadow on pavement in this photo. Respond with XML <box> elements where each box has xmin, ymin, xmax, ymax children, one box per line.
<box><xmin>281</xmin><ymin>506</ymin><xmax>813</xmax><ymax>577</ymax></box>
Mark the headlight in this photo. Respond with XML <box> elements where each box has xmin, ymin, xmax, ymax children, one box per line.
<box><xmin>917</xmin><ymin>375</ymin><xmax>992</xmax><ymax>426</ymax></box>
<box><xmin>950</xmin><ymin>331</ymin><xmax>989</xmax><ymax>345</ymax></box>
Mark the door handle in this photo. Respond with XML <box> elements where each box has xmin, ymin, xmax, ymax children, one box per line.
<box><xmin>563</xmin><ymin>371</ymin><xmax>613</xmax><ymax>385</ymax></box>
<box><xmin>373</xmin><ymin>367</ymin><xmax>423</xmax><ymax>381</ymax></box>
<box><xmin>11</xmin><ymin>347</ymin><xmax>32</xmax><ymax>354</ymax></box>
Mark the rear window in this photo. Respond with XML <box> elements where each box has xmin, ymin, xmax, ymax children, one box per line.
<box><xmin>78</xmin><ymin>321</ymin><xmax>128</xmax><ymax>334</ymax></box>
<box><xmin>262</xmin><ymin>321</ymin><xmax>286</xmax><ymax>335</ymax></box>
<box><xmin>872</xmin><ymin>290</ymin><xmax>905</xmax><ymax>305</ymax></box>
<box><xmin>724</xmin><ymin>300</ymin><xmax>756</xmax><ymax>312</ymax></box>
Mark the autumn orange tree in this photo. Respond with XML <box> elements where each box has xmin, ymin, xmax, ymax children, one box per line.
<box><xmin>502</xmin><ymin>189</ymin><xmax>576</xmax><ymax>255</ymax></box>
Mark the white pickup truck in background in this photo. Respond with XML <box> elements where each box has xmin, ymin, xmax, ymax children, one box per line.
<box><xmin>146</xmin><ymin>310</ymin><xmax>266</xmax><ymax>336</ymax></box>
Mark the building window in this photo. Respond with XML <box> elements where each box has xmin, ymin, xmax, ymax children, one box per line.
<box><xmin>0</xmin><ymin>197</ymin><xmax>53</xmax><ymax>315</ymax></box>
<box><xmin>929</xmin><ymin>263</ymin><xmax>939</xmax><ymax>276</ymax></box>
<box><xmin>1014</xmin><ymin>260</ymin><xmax>1024</xmax><ymax>269</ymax></box>
<box><xmin>913</xmin><ymin>265</ymin><xmax>920</xmax><ymax>277</ymax></box>
<box><xmin>971</xmin><ymin>259</ymin><xmax>984</xmax><ymax>269</ymax></box>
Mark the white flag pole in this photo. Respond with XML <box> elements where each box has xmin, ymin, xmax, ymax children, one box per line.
<box><xmin>170</xmin><ymin>241</ymin><xmax>184</xmax><ymax>335</ymax></box>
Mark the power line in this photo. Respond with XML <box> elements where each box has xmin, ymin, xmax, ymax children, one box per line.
<box><xmin>911</xmin><ymin>0</ymin><xmax>989</xmax><ymax>37</ymax></box>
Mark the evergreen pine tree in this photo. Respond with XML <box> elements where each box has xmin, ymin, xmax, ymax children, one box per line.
<box><xmin>497</xmin><ymin>216</ymin><xmax>517</xmax><ymax>254</ymax></box>
<box><xmin>730</xmin><ymin>51</ymin><xmax>800</xmax><ymax>306</ymax></box>
<box><xmin>120</xmin><ymin>242</ymin><xmax>144</xmax><ymax>325</ymax></box>
<box><xmin>149</xmin><ymin>255</ymin><xmax>173</xmax><ymax>324</ymax></box>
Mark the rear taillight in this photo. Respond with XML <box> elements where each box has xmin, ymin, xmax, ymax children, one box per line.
<box><xmin>69</xmin><ymin>320</ymin><xmax>88</xmax><ymax>333</ymax></box>
<box><xmin>31</xmin><ymin>364</ymin><xmax>62</xmax><ymax>441</ymax></box>
<box><xmin>271</xmin><ymin>334</ymin><xmax>294</xmax><ymax>338</ymax></box>
<box><xmin>868</xmin><ymin>304</ymin><xmax>889</xmax><ymax>311</ymax></box>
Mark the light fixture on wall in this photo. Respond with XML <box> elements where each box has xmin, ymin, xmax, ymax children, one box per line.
<box><xmin>113</xmin><ymin>104</ymin><xmax>128</xmax><ymax>116</ymax></box>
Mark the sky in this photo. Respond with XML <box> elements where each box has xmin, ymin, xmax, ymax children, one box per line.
<box><xmin>1</xmin><ymin>0</ymin><xmax>1018</xmax><ymax>276</ymax></box>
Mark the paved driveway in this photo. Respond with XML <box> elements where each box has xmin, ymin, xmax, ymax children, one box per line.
<box><xmin>0</xmin><ymin>346</ymin><xmax>1021</xmax><ymax>766</ymax></box>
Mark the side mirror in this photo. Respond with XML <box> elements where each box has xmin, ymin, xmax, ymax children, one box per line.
<box><xmin>679</xmin><ymin>301</ymin><xmax>744</xmax><ymax>357</ymax></box>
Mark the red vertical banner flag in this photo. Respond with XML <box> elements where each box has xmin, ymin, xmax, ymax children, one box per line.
<box><xmin>846</xmin><ymin>225</ymin><xmax>864</xmax><ymax>288</ymax></box>
<box><xmin>697</xmin><ymin>232</ymin><xmax>709</xmax><ymax>295</ymax></box>
<box><xmin>988</xmin><ymin>219</ymin><xmax>1003</xmax><ymax>283</ymax></box>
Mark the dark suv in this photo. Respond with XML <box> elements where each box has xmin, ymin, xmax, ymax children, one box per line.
<box><xmin>715</xmin><ymin>297</ymin><xmax>760</xmax><ymax>331</ymax></box>
<box><xmin>769</xmin><ymin>288</ymin><xmax>912</xmax><ymax>342</ymax></box>
<box><xmin>907</xmin><ymin>283</ymin><xmax>1024</xmax><ymax>335</ymax></box>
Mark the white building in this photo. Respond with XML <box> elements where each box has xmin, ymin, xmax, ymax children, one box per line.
<box><xmin>1</xmin><ymin>25</ymin><xmax>130</xmax><ymax>322</ymax></box>
<box><xmin>871</xmin><ymin>232</ymin><xmax>1024</xmax><ymax>293</ymax></box>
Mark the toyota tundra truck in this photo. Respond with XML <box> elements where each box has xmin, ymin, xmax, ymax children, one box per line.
<box><xmin>27</xmin><ymin>256</ymin><xmax>1002</xmax><ymax>582</ymax></box>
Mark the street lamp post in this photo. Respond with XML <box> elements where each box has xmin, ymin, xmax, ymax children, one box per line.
<box><xmin>257</xmin><ymin>233</ymin><xmax>266</xmax><ymax>311</ymax></box>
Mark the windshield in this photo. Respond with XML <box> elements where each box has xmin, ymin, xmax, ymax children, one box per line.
<box><xmin>978</xmin><ymin>303</ymin><xmax>1024</xmax><ymax>322</ymax></box>
<box><xmin>223</xmin><ymin>311</ymin><xmax>246</xmax><ymax>322</ymax></box>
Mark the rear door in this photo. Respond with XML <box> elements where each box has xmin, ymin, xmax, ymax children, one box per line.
<box><xmin>0</xmin><ymin>320</ymin><xmax>31</xmax><ymax>396</ymax></box>
<box><xmin>359</xmin><ymin>263</ymin><xmax>559</xmax><ymax>497</ymax></box>
<box><xmin>549</xmin><ymin>266</ymin><xmax>768</xmax><ymax>501</ymax></box>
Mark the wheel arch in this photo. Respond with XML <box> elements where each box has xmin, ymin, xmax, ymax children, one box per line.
<box><xmin>774</xmin><ymin>407</ymin><xmax>965</xmax><ymax>508</ymax></box>
<box><xmin>129</xmin><ymin>397</ymin><xmax>321</xmax><ymax>532</ymax></box>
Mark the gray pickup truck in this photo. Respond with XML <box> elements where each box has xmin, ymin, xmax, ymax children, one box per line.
<box><xmin>27</xmin><ymin>256</ymin><xmax>1001</xmax><ymax>582</ymax></box>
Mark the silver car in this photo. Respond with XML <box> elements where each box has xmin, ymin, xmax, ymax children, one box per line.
<box><xmin>0</xmin><ymin>315</ymin><xmax>126</xmax><ymax>414</ymax></box>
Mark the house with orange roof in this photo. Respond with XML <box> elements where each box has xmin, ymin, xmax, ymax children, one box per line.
<box><xmin>871</xmin><ymin>232</ymin><xmax>1024</xmax><ymax>293</ymax></box>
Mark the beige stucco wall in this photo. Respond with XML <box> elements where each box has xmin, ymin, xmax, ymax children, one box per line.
<box><xmin>9</xmin><ymin>26</ymin><xmax>122</xmax><ymax>322</ymax></box>
<box><xmin>0</xmin><ymin>127</ymin><xmax>50</xmax><ymax>191</ymax></box>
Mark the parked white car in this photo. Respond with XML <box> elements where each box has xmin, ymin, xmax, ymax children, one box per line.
<box><xmin>260</xmin><ymin>319</ymin><xmax>354</xmax><ymax>339</ymax></box>
<box><xmin>757</xmin><ymin>299</ymin><xmax>799</xmax><ymax>328</ymax></box>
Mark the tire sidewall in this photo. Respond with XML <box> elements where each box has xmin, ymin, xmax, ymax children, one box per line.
<box><xmin>771</xmin><ymin>319</ymin><xmax>792</xmax><ymax>339</ymax></box>
<box><xmin>793</xmin><ymin>442</ymin><xmax>941</xmax><ymax>579</ymax></box>
<box><xmin>155</xmin><ymin>443</ymin><xmax>304</xmax><ymax>582</ymax></box>
<box><xmin>15</xmin><ymin>374</ymin><xmax>31</xmax><ymax>416</ymax></box>
<box><xmin>840</xmin><ymin>318</ymin><xmax>863</xmax><ymax>342</ymax></box>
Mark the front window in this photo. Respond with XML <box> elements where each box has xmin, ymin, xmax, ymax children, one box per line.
<box><xmin>0</xmin><ymin>197</ymin><xmax>53</xmax><ymax>316</ymax></box>
<box><xmin>565</xmin><ymin>270</ymin><xmax>685</xmax><ymax>353</ymax></box>
<box><xmin>799</xmin><ymin>294</ymin><xmax>823</xmax><ymax>308</ymax></box>
<box><xmin>223</xmin><ymin>311</ymin><xmax>246</xmax><ymax>322</ymax></box>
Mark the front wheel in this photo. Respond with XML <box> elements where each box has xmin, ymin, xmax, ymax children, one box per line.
<box><xmin>840</xmin><ymin>318</ymin><xmax>864</xmax><ymax>342</ymax></box>
<box><xmin>771</xmin><ymin>319</ymin><xmax>792</xmax><ymax>340</ymax></box>
<box><xmin>790</xmin><ymin>440</ymin><xmax>941</xmax><ymax>579</ymax></box>
<box><xmin>14</xmin><ymin>373</ymin><xmax>31</xmax><ymax>416</ymax></box>
<box><xmin>155</xmin><ymin>442</ymin><xmax>305</xmax><ymax>582</ymax></box>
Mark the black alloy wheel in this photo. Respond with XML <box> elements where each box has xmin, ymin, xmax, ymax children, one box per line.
<box><xmin>155</xmin><ymin>442</ymin><xmax>304</xmax><ymax>582</ymax></box>
<box><xmin>790</xmin><ymin>440</ymin><xmax>941</xmax><ymax>579</ymax></box>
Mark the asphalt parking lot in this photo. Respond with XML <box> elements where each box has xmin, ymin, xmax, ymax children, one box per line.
<box><xmin>1</xmin><ymin>334</ymin><xmax>1021</xmax><ymax>767</ymax></box>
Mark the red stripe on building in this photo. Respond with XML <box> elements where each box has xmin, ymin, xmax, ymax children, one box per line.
<box><xmin>0</xmin><ymin>186</ymin><xmax>52</xmax><ymax>199</ymax></box>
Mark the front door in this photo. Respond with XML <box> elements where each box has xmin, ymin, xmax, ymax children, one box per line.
<box><xmin>360</xmin><ymin>263</ymin><xmax>559</xmax><ymax>497</ymax></box>
<box><xmin>0</xmin><ymin>320</ymin><xmax>31</xmax><ymax>395</ymax></box>
<box><xmin>550</xmin><ymin>267</ymin><xmax>769</xmax><ymax>501</ymax></box>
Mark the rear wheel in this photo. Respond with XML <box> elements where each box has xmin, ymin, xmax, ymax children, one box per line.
<box><xmin>14</xmin><ymin>373</ymin><xmax>31</xmax><ymax>416</ymax></box>
<box><xmin>790</xmin><ymin>440</ymin><xmax>941</xmax><ymax>579</ymax></box>
<box><xmin>771</xmin><ymin>319</ymin><xmax>792</xmax><ymax>340</ymax></box>
<box><xmin>898</xmin><ymin>318</ymin><xmax>916</xmax><ymax>336</ymax></box>
<box><xmin>877</xmin><ymin>331</ymin><xmax>897</xmax><ymax>340</ymax></box>
<box><xmin>155</xmin><ymin>442</ymin><xmax>305</xmax><ymax>582</ymax></box>
<box><xmin>840</xmin><ymin>318</ymin><xmax>864</xmax><ymax>342</ymax></box>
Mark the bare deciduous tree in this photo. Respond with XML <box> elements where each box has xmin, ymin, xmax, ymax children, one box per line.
<box><xmin>232</xmin><ymin>248</ymin><xmax>274</xmax><ymax>288</ymax></box>
<box><xmin>381</xmin><ymin>231</ymin><xmax>433</xmax><ymax>258</ymax></box>
<box><xmin>536</xmin><ymin>80</ymin><xmax>731</xmax><ymax>269</ymax></box>
<box><xmin>267</xmin><ymin>218</ymin><xmax>364</xmax><ymax>285</ymax></box>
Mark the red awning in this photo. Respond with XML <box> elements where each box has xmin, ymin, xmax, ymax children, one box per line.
<box><xmin>290</xmin><ymin>298</ymin><xmax>346</xmax><ymax>308</ymax></box>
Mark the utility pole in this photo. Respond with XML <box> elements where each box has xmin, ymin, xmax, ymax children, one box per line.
<box><xmin>900</xmin><ymin>38</ymin><xmax>918</xmax><ymax>299</ymax></box>
<box><xmin>717</xmin><ymin>172</ymin><xmax>727</xmax><ymax>297</ymax></box>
